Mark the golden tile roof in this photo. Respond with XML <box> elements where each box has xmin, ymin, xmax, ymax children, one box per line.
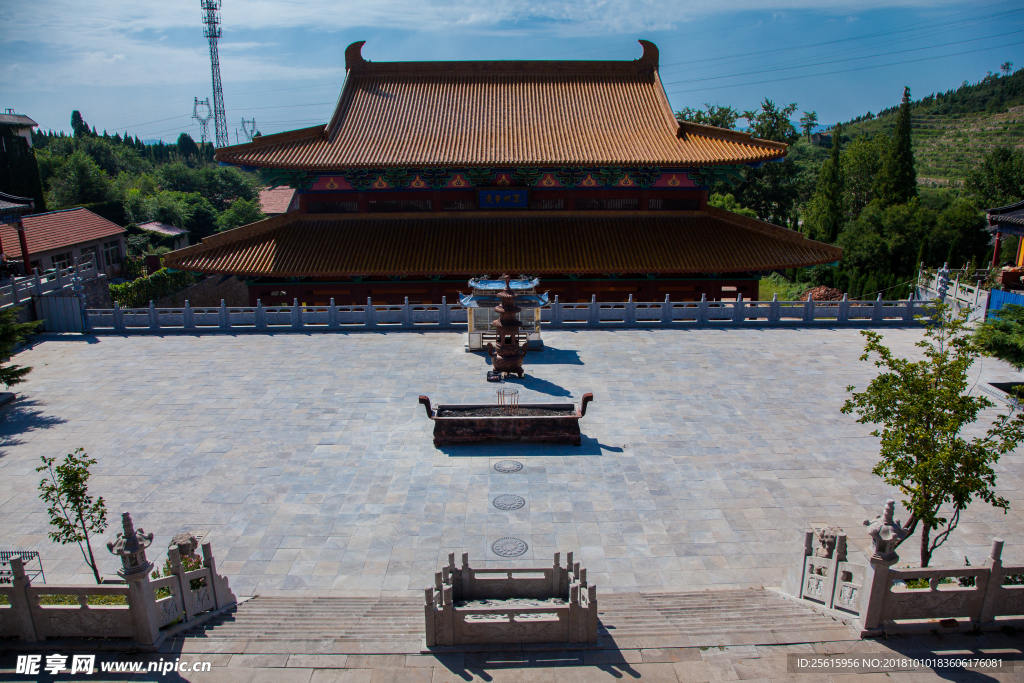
<box><xmin>163</xmin><ymin>207</ymin><xmax>840</xmax><ymax>277</ymax></box>
<box><xmin>214</xmin><ymin>41</ymin><xmax>787</xmax><ymax>170</ymax></box>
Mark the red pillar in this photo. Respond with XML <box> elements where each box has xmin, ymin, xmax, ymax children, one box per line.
<box><xmin>15</xmin><ymin>220</ymin><xmax>30</xmax><ymax>273</ymax></box>
<box><xmin>991</xmin><ymin>230</ymin><xmax>1003</xmax><ymax>269</ymax></box>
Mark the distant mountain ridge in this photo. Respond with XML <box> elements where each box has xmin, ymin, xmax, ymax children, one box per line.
<box><xmin>832</xmin><ymin>68</ymin><xmax>1024</xmax><ymax>183</ymax></box>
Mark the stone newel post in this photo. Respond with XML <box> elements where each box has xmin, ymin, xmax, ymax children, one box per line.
<box><xmin>859</xmin><ymin>500</ymin><xmax>907</xmax><ymax>629</ymax></box>
<box><xmin>107</xmin><ymin>512</ymin><xmax>160</xmax><ymax>645</ymax></box>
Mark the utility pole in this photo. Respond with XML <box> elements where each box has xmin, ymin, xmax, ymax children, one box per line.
<box><xmin>238</xmin><ymin>118</ymin><xmax>257</xmax><ymax>143</ymax></box>
<box><xmin>201</xmin><ymin>0</ymin><xmax>229</xmax><ymax>148</ymax></box>
<box><xmin>191</xmin><ymin>97</ymin><xmax>213</xmax><ymax>145</ymax></box>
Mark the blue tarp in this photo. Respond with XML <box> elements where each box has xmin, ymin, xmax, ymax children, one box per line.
<box><xmin>988</xmin><ymin>288</ymin><xmax>1024</xmax><ymax>312</ymax></box>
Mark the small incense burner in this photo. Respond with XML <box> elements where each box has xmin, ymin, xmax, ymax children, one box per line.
<box><xmin>486</xmin><ymin>275</ymin><xmax>527</xmax><ymax>379</ymax></box>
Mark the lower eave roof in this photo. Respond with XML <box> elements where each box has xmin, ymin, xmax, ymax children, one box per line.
<box><xmin>162</xmin><ymin>207</ymin><xmax>841</xmax><ymax>278</ymax></box>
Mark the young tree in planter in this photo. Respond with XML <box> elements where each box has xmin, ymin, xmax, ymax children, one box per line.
<box><xmin>842</xmin><ymin>304</ymin><xmax>1024</xmax><ymax>567</ymax></box>
<box><xmin>36</xmin><ymin>449</ymin><xmax>108</xmax><ymax>583</ymax></box>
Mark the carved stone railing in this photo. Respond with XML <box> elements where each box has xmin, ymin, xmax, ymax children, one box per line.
<box><xmin>781</xmin><ymin>500</ymin><xmax>1024</xmax><ymax>635</ymax></box>
<box><xmin>425</xmin><ymin>552</ymin><xmax>597</xmax><ymax>646</ymax></box>
<box><xmin>82</xmin><ymin>294</ymin><xmax>928</xmax><ymax>334</ymax></box>
<box><xmin>0</xmin><ymin>537</ymin><xmax>235</xmax><ymax>647</ymax></box>
<box><xmin>0</xmin><ymin>260</ymin><xmax>99</xmax><ymax>311</ymax></box>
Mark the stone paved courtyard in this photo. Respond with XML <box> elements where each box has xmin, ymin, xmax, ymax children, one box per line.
<box><xmin>1</xmin><ymin>327</ymin><xmax>1021</xmax><ymax>597</ymax></box>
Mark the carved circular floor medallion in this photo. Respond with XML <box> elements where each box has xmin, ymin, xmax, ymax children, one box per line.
<box><xmin>491</xmin><ymin>537</ymin><xmax>528</xmax><ymax>557</ymax></box>
<box><xmin>494</xmin><ymin>460</ymin><xmax>523</xmax><ymax>473</ymax></box>
<box><xmin>493</xmin><ymin>494</ymin><xmax>526</xmax><ymax>511</ymax></box>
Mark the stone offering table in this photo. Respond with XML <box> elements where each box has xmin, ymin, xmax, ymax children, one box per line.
<box><xmin>418</xmin><ymin>394</ymin><xmax>593</xmax><ymax>446</ymax></box>
<box><xmin>424</xmin><ymin>552</ymin><xmax>597</xmax><ymax>647</ymax></box>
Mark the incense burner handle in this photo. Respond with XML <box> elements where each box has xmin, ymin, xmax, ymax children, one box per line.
<box><xmin>579</xmin><ymin>393</ymin><xmax>594</xmax><ymax>417</ymax></box>
<box><xmin>418</xmin><ymin>395</ymin><xmax>435</xmax><ymax>420</ymax></box>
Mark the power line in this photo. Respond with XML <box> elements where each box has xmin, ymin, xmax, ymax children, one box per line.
<box><xmin>666</xmin><ymin>40</ymin><xmax>1024</xmax><ymax>94</ymax></box>
<box><xmin>662</xmin><ymin>29</ymin><xmax>1024</xmax><ymax>87</ymax></box>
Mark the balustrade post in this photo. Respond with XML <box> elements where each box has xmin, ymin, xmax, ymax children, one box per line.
<box><xmin>588</xmin><ymin>294</ymin><xmax>598</xmax><ymax>326</ymax></box>
<box><xmin>979</xmin><ymin>538</ymin><xmax>1005</xmax><ymax>624</ymax></box>
<box><xmin>255</xmin><ymin>300</ymin><xmax>265</xmax><ymax>330</ymax></box>
<box><xmin>424</xmin><ymin>587</ymin><xmax>436</xmax><ymax>647</ymax></box>
<box><xmin>292</xmin><ymin>298</ymin><xmax>301</xmax><ymax>330</ymax></box>
<box><xmin>804</xmin><ymin>294</ymin><xmax>814</xmax><ymax>322</ymax></box>
<box><xmin>34</xmin><ymin>269</ymin><xmax>42</xmax><ymax>298</ymax></box>
<box><xmin>184</xmin><ymin>300</ymin><xmax>194</xmax><ymax>330</ymax></box>
<box><xmin>551</xmin><ymin>295</ymin><xmax>561</xmax><ymax>326</ymax></box>
<box><xmin>8</xmin><ymin>557</ymin><xmax>38</xmax><ymax>641</ymax></box>
<box><xmin>219</xmin><ymin>299</ymin><xmax>229</xmax><ymax>330</ymax></box>
<box><xmin>168</xmin><ymin>547</ymin><xmax>196</xmax><ymax>622</ymax></box>
<box><xmin>366</xmin><ymin>297</ymin><xmax>376</xmax><ymax>328</ymax></box>
<box><xmin>770</xmin><ymin>293</ymin><xmax>780</xmax><ymax>323</ymax></box>
<box><xmin>903</xmin><ymin>293</ymin><xmax>916</xmax><ymax>323</ymax></box>
<box><xmin>403</xmin><ymin>296</ymin><xmax>412</xmax><ymax>328</ymax></box>
<box><xmin>56</xmin><ymin>266</ymin><xmax>64</xmax><ymax>289</ymax></box>
<box><xmin>329</xmin><ymin>298</ymin><xmax>338</xmax><ymax>329</ymax></box>
<box><xmin>440</xmin><ymin>296</ymin><xmax>449</xmax><ymax>328</ymax></box>
<box><xmin>148</xmin><ymin>301</ymin><xmax>158</xmax><ymax>330</ymax></box>
<box><xmin>661</xmin><ymin>294</ymin><xmax>671</xmax><ymax>324</ymax></box>
<box><xmin>201</xmin><ymin>542</ymin><xmax>235</xmax><ymax>610</ymax></box>
<box><xmin>839</xmin><ymin>294</ymin><xmax>849</xmax><ymax>323</ymax></box>
<box><xmin>698</xmin><ymin>293</ymin><xmax>709</xmax><ymax>324</ymax></box>
<box><xmin>732</xmin><ymin>293</ymin><xmax>744</xmax><ymax>323</ymax></box>
<box><xmin>114</xmin><ymin>301</ymin><xmax>125</xmax><ymax>331</ymax></box>
<box><xmin>626</xmin><ymin>294</ymin><xmax>636</xmax><ymax>325</ymax></box>
<box><xmin>11</xmin><ymin>277</ymin><xmax>18</xmax><ymax>304</ymax></box>
<box><xmin>873</xmin><ymin>294</ymin><xmax>883</xmax><ymax>322</ymax></box>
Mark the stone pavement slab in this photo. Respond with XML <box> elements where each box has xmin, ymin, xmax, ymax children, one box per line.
<box><xmin>0</xmin><ymin>328</ymin><xmax>1020</xmax><ymax>598</ymax></box>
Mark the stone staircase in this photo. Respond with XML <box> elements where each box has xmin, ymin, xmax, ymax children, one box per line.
<box><xmin>169</xmin><ymin>589</ymin><xmax>854</xmax><ymax>654</ymax></box>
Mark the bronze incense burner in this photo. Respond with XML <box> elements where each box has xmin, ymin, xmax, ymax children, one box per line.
<box><xmin>486</xmin><ymin>275</ymin><xmax>528</xmax><ymax>380</ymax></box>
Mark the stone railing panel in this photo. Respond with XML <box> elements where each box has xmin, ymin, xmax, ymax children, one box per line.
<box><xmin>151</xmin><ymin>575</ymin><xmax>184</xmax><ymax>628</ymax></box>
<box><xmin>27</xmin><ymin>585</ymin><xmax>133</xmax><ymax>640</ymax></box>
<box><xmin>84</xmin><ymin>295</ymin><xmax>930</xmax><ymax>334</ymax></box>
<box><xmin>832</xmin><ymin>561</ymin><xmax>866</xmax><ymax>616</ymax></box>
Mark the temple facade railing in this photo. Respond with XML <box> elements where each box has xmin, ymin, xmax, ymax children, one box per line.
<box><xmin>915</xmin><ymin>263</ymin><xmax>989</xmax><ymax>322</ymax></box>
<box><xmin>83</xmin><ymin>293</ymin><xmax>929</xmax><ymax>334</ymax></box>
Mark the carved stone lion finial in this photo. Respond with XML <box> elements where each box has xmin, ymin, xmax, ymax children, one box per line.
<box><xmin>862</xmin><ymin>499</ymin><xmax>907</xmax><ymax>563</ymax></box>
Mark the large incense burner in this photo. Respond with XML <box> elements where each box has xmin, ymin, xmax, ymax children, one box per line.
<box><xmin>419</xmin><ymin>393</ymin><xmax>594</xmax><ymax>446</ymax></box>
<box><xmin>486</xmin><ymin>275</ymin><xmax>528</xmax><ymax>380</ymax></box>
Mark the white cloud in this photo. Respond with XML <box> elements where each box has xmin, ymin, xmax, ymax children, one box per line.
<box><xmin>0</xmin><ymin>0</ymin><xmax>959</xmax><ymax>90</ymax></box>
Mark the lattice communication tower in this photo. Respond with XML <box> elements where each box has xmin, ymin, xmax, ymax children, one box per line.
<box><xmin>192</xmin><ymin>97</ymin><xmax>213</xmax><ymax>145</ymax></box>
<box><xmin>201</xmin><ymin>0</ymin><xmax>229</xmax><ymax>148</ymax></box>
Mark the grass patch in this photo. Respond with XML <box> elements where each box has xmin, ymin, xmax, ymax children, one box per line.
<box><xmin>759</xmin><ymin>272</ymin><xmax>808</xmax><ymax>302</ymax></box>
<box><xmin>0</xmin><ymin>593</ymin><xmax>127</xmax><ymax>605</ymax></box>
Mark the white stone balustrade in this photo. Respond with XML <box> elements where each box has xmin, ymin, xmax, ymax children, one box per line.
<box><xmin>783</xmin><ymin>500</ymin><xmax>1024</xmax><ymax>635</ymax></box>
<box><xmin>425</xmin><ymin>551</ymin><xmax>597</xmax><ymax>647</ymax></box>
<box><xmin>84</xmin><ymin>294</ymin><xmax>928</xmax><ymax>334</ymax></box>
<box><xmin>0</xmin><ymin>260</ymin><xmax>99</xmax><ymax>310</ymax></box>
<box><xmin>0</xmin><ymin>532</ymin><xmax>235</xmax><ymax>647</ymax></box>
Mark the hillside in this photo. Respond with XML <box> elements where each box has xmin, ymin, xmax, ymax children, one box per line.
<box><xmin>837</xmin><ymin>68</ymin><xmax>1024</xmax><ymax>183</ymax></box>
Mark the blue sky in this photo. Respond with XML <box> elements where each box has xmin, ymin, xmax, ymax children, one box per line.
<box><xmin>2</xmin><ymin>0</ymin><xmax>1022</xmax><ymax>142</ymax></box>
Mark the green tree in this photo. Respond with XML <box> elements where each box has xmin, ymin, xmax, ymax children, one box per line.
<box><xmin>732</xmin><ymin>100</ymin><xmax>801</xmax><ymax>227</ymax></box>
<box><xmin>217</xmin><ymin>197</ymin><xmax>265</xmax><ymax>232</ymax></box>
<box><xmin>842</xmin><ymin>305</ymin><xmax>1024</xmax><ymax>567</ymax></box>
<box><xmin>964</xmin><ymin>146</ymin><xmax>1024</xmax><ymax>208</ymax></box>
<box><xmin>0</xmin><ymin>307</ymin><xmax>41</xmax><ymax>388</ymax></box>
<box><xmin>176</xmin><ymin>132</ymin><xmax>199</xmax><ymax>159</ymax></box>
<box><xmin>675</xmin><ymin>103</ymin><xmax>740</xmax><ymax>129</ymax></box>
<box><xmin>838</xmin><ymin>199</ymin><xmax>934</xmax><ymax>277</ymax></box>
<box><xmin>180</xmin><ymin>193</ymin><xmax>219</xmax><ymax>241</ymax></box>
<box><xmin>70</xmin><ymin>110</ymin><xmax>90</xmax><ymax>138</ymax></box>
<box><xmin>45</xmin><ymin>150</ymin><xmax>112</xmax><ymax>208</ymax></box>
<box><xmin>799</xmin><ymin>110</ymin><xmax>818</xmax><ymax>141</ymax></box>
<box><xmin>708</xmin><ymin>193</ymin><xmax>756</xmax><ymax>217</ymax></box>
<box><xmin>804</xmin><ymin>124</ymin><xmax>845</xmax><ymax>242</ymax></box>
<box><xmin>976</xmin><ymin>303</ymin><xmax>1024</xmax><ymax>371</ymax></box>
<box><xmin>842</xmin><ymin>136</ymin><xmax>889</xmax><ymax>218</ymax></box>
<box><xmin>873</xmin><ymin>87</ymin><xmax>917</xmax><ymax>206</ymax></box>
<box><xmin>36</xmin><ymin>449</ymin><xmax>109</xmax><ymax>584</ymax></box>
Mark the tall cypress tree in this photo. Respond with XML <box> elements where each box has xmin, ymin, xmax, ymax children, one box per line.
<box><xmin>874</xmin><ymin>86</ymin><xmax>917</xmax><ymax>206</ymax></box>
<box><xmin>805</xmin><ymin>125</ymin><xmax>845</xmax><ymax>242</ymax></box>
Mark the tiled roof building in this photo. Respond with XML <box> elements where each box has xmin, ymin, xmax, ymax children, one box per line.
<box><xmin>165</xmin><ymin>40</ymin><xmax>840</xmax><ymax>306</ymax></box>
